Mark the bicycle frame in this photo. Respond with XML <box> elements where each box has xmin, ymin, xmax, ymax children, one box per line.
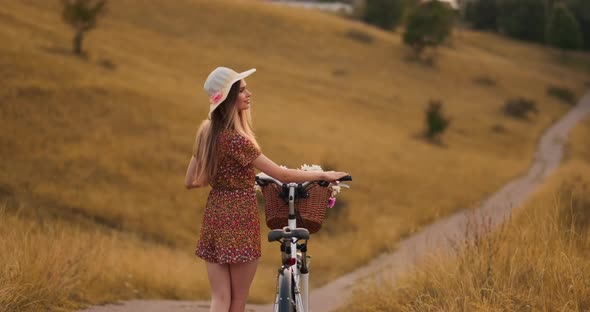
<box><xmin>285</xmin><ymin>182</ymin><xmax>309</xmax><ymax>312</ymax></box>
<box><xmin>257</xmin><ymin>174</ymin><xmax>310</xmax><ymax>312</ymax></box>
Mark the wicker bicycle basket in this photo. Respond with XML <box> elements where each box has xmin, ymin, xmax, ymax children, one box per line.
<box><xmin>260</xmin><ymin>182</ymin><xmax>332</xmax><ymax>234</ymax></box>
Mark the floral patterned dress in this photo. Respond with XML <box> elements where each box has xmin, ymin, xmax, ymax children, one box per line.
<box><xmin>195</xmin><ymin>129</ymin><xmax>262</xmax><ymax>264</ymax></box>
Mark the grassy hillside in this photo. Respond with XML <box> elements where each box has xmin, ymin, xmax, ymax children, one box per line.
<box><xmin>0</xmin><ymin>0</ymin><xmax>589</xmax><ymax>310</ymax></box>
<box><xmin>341</xmin><ymin>116</ymin><xmax>590</xmax><ymax>311</ymax></box>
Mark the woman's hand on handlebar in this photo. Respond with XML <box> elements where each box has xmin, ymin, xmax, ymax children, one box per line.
<box><xmin>323</xmin><ymin>171</ymin><xmax>349</xmax><ymax>182</ymax></box>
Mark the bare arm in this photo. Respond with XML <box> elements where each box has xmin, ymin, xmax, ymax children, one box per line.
<box><xmin>251</xmin><ymin>154</ymin><xmax>348</xmax><ymax>183</ymax></box>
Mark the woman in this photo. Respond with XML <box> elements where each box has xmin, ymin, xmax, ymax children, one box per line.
<box><xmin>184</xmin><ymin>67</ymin><xmax>348</xmax><ymax>312</ymax></box>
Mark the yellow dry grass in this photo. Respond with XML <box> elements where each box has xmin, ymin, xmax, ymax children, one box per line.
<box><xmin>0</xmin><ymin>206</ymin><xmax>209</xmax><ymax>312</ymax></box>
<box><xmin>341</xmin><ymin>116</ymin><xmax>590</xmax><ymax>311</ymax></box>
<box><xmin>0</xmin><ymin>0</ymin><xmax>589</xmax><ymax>310</ymax></box>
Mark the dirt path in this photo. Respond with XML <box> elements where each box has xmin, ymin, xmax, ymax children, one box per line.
<box><xmin>79</xmin><ymin>92</ymin><xmax>590</xmax><ymax>312</ymax></box>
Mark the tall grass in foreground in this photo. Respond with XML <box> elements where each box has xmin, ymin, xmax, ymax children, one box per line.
<box><xmin>0</xmin><ymin>204</ymin><xmax>210</xmax><ymax>312</ymax></box>
<box><xmin>0</xmin><ymin>205</ymin><xmax>100</xmax><ymax>311</ymax></box>
<box><xmin>343</xmin><ymin>168</ymin><xmax>590</xmax><ymax>311</ymax></box>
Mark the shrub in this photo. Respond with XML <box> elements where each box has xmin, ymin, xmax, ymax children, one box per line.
<box><xmin>403</xmin><ymin>1</ymin><xmax>454</xmax><ymax>58</ymax></box>
<box><xmin>425</xmin><ymin>100</ymin><xmax>451</xmax><ymax>142</ymax></box>
<box><xmin>502</xmin><ymin>97</ymin><xmax>538</xmax><ymax>119</ymax></box>
<box><xmin>547</xmin><ymin>85</ymin><xmax>577</xmax><ymax>105</ymax></box>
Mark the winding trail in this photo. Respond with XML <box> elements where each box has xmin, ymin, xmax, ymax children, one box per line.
<box><xmin>80</xmin><ymin>92</ymin><xmax>590</xmax><ymax>312</ymax></box>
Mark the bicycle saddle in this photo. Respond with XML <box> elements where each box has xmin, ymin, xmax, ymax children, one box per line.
<box><xmin>268</xmin><ymin>227</ymin><xmax>310</xmax><ymax>242</ymax></box>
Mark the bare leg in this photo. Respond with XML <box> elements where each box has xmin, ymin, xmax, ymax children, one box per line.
<box><xmin>206</xmin><ymin>261</ymin><xmax>231</xmax><ymax>312</ymax></box>
<box><xmin>228</xmin><ymin>259</ymin><xmax>259</xmax><ymax>312</ymax></box>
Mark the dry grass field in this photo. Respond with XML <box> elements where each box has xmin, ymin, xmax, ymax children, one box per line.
<box><xmin>341</xmin><ymin>116</ymin><xmax>590</xmax><ymax>311</ymax></box>
<box><xmin>1</xmin><ymin>0</ymin><xmax>589</xmax><ymax>310</ymax></box>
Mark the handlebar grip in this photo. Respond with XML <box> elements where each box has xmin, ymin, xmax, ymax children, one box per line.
<box><xmin>339</xmin><ymin>175</ymin><xmax>352</xmax><ymax>182</ymax></box>
<box><xmin>255</xmin><ymin>176</ymin><xmax>269</xmax><ymax>186</ymax></box>
<box><xmin>317</xmin><ymin>175</ymin><xmax>352</xmax><ymax>187</ymax></box>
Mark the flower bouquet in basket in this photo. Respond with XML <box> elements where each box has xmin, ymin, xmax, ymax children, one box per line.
<box><xmin>256</xmin><ymin>164</ymin><xmax>350</xmax><ymax>234</ymax></box>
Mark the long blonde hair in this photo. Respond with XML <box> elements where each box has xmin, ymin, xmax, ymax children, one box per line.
<box><xmin>193</xmin><ymin>80</ymin><xmax>260</xmax><ymax>184</ymax></box>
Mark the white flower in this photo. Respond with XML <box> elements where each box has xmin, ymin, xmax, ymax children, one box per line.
<box><xmin>330</xmin><ymin>185</ymin><xmax>341</xmax><ymax>194</ymax></box>
<box><xmin>300</xmin><ymin>164</ymin><xmax>323</xmax><ymax>171</ymax></box>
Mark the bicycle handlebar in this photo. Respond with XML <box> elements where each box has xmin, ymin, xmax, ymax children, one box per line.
<box><xmin>318</xmin><ymin>175</ymin><xmax>352</xmax><ymax>187</ymax></box>
<box><xmin>255</xmin><ymin>173</ymin><xmax>352</xmax><ymax>187</ymax></box>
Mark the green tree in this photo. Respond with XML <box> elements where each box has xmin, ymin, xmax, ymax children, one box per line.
<box><xmin>361</xmin><ymin>0</ymin><xmax>406</xmax><ymax>30</ymax></box>
<box><xmin>497</xmin><ymin>0</ymin><xmax>545</xmax><ymax>43</ymax></box>
<box><xmin>403</xmin><ymin>1</ymin><xmax>454</xmax><ymax>57</ymax></box>
<box><xmin>464</xmin><ymin>0</ymin><xmax>499</xmax><ymax>30</ymax></box>
<box><xmin>61</xmin><ymin>0</ymin><xmax>107</xmax><ymax>55</ymax></box>
<box><xmin>548</xmin><ymin>3</ymin><xmax>583</xmax><ymax>53</ymax></box>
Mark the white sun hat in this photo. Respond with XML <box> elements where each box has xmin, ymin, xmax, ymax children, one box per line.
<box><xmin>204</xmin><ymin>67</ymin><xmax>256</xmax><ymax>118</ymax></box>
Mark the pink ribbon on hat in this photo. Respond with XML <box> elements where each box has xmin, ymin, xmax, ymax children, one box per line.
<box><xmin>210</xmin><ymin>91</ymin><xmax>223</xmax><ymax>105</ymax></box>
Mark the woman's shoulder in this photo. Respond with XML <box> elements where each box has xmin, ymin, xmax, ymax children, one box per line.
<box><xmin>219</xmin><ymin>128</ymin><xmax>243</xmax><ymax>145</ymax></box>
<box><xmin>219</xmin><ymin>129</ymin><xmax>258</xmax><ymax>149</ymax></box>
<box><xmin>219</xmin><ymin>129</ymin><xmax>260</xmax><ymax>165</ymax></box>
<box><xmin>219</xmin><ymin>128</ymin><xmax>238</xmax><ymax>140</ymax></box>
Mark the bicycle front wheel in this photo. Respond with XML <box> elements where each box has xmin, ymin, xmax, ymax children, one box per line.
<box><xmin>276</xmin><ymin>268</ymin><xmax>295</xmax><ymax>312</ymax></box>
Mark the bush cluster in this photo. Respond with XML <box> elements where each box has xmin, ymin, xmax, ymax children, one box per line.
<box><xmin>502</xmin><ymin>97</ymin><xmax>538</xmax><ymax>120</ymax></box>
<box><xmin>425</xmin><ymin>100</ymin><xmax>451</xmax><ymax>142</ymax></box>
<box><xmin>547</xmin><ymin>85</ymin><xmax>577</xmax><ymax>105</ymax></box>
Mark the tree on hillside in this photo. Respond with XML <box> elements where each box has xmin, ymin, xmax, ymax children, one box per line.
<box><xmin>497</xmin><ymin>0</ymin><xmax>545</xmax><ymax>44</ymax></box>
<box><xmin>464</xmin><ymin>0</ymin><xmax>499</xmax><ymax>31</ymax></box>
<box><xmin>403</xmin><ymin>1</ymin><xmax>454</xmax><ymax>59</ymax></box>
<box><xmin>61</xmin><ymin>0</ymin><xmax>107</xmax><ymax>55</ymax></box>
<box><xmin>359</xmin><ymin>0</ymin><xmax>406</xmax><ymax>30</ymax></box>
<box><xmin>548</xmin><ymin>3</ymin><xmax>583</xmax><ymax>54</ymax></box>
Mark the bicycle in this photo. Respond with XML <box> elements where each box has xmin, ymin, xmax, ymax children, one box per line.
<box><xmin>255</xmin><ymin>173</ymin><xmax>352</xmax><ymax>312</ymax></box>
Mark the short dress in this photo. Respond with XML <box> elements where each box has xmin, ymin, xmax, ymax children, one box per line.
<box><xmin>195</xmin><ymin>129</ymin><xmax>262</xmax><ymax>264</ymax></box>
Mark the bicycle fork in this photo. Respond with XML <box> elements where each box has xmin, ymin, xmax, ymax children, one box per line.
<box><xmin>299</xmin><ymin>246</ymin><xmax>309</xmax><ymax>312</ymax></box>
<box><xmin>287</xmin><ymin>184</ymin><xmax>309</xmax><ymax>311</ymax></box>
